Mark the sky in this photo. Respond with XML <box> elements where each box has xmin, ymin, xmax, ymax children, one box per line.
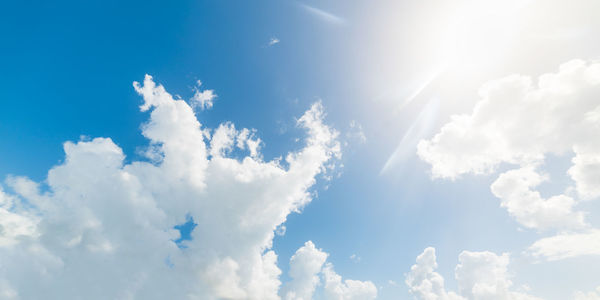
<box><xmin>1</xmin><ymin>0</ymin><xmax>600</xmax><ymax>299</ymax></box>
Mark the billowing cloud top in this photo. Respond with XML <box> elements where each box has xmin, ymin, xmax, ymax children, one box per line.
<box><xmin>0</xmin><ymin>75</ymin><xmax>376</xmax><ymax>299</ymax></box>
<box><xmin>406</xmin><ymin>247</ymin><xmax>542</xmax><ymax>300</ymax></box>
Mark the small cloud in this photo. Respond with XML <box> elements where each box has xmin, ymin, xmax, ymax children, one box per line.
<box><xmin>268</xmin><ymin>37</ymin><xmax>280</xmax><ymax>46</ymax></box>
<box><xmin>275</xmin><ymin>225</ymin><xmax>286</xmax><ymax>236</ymax></box>
<box><xmin>349</xmin><ymin>254</ymin><xmax>361</xmax><ymax>262</ymax></box>
<box><xmin>190</xmin><ymin>80</ymin><xmax>217</xmax><ymax>110</ymax></box>
<box><xmin>388</xmin><ymin>280</ymin><xmax>399</xmax><ymax>287</ymax></box>
<box><xmin>347</xmin><ymin>120</ymin><xmax>366</xmax><ymax>144</ymax></box>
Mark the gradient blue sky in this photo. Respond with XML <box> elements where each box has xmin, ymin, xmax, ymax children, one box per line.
<box><xmin>2</xmin><ymin>1</ymin><xmax>600</xmax><ymax>299</ymax></box>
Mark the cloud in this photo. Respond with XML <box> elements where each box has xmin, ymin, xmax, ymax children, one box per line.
<box><xmin>282</xmin><ymin>241</ymin><xmax>328</xmax><ymax>300</ymax></box>
<box><xmin>419</xmin><ymin>59</ymin><xmax>600</xmax><ymax>182</ymax></box>
<box><xmin>528</xmin><ymin>229</ymin><xmax>600</xmax><ymax>261</ymax></box>
<box><xmin>322</xmin><ymin>263</ymin><xmax>377</xmax><ymax>300</ymax></box>
<box><xmin>275</xmin><ymin>224</ymin><xmax>286</xmax><ymax>236</ymax></box>
<box><xmin>281</xmin><ymin>241</ymin><xmax>376</xmax><ymax>300</ymax></box>
<box><xmin>346</xmin><ymin>120</ymin><xmax>366</xmax><ymax>145</ymax></box>
<box><xmin>405</xmin><ymin>247</ymin><xmax>465</xmax><ymax>300</ymax></box>
<box><xmin>268</xmin><ymin>37</ymin><xmax>280</xmax><ymax>46</ymax></box>
<box><xmin>298</xmin><ymin>3</ymin><xmax>345</xmax><ymax>25</ymax></box>
<box><xmin>406</xmin><ymin>247</ymin><xmax>541</xmax><ymax>300</ymax></box>
<box><xmin>0</xmin><ymin>75</ymin><xmax>347</xmax><ymax>299</ymax></box>
<box><xmin>190</xmin><ymin>80</ymin><xmax>217</xmax><ymax>110</ymax></box>
<box><xmin>490</xmin><ymin>167</ymin><xmax>587</xmax><ymax>231</ymax></box>
<box><xmin>455</xmin><ymin>251</ymin><xmax>540</xmax><ymax>300</ymax></box>
<box><xmin>418</xmin><ymin>59</ymin><xmax>600</xmax><ymax>259</ymax></box>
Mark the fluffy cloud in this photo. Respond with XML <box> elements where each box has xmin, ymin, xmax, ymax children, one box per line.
<box><xmin>190</xmin><ymin>80</ymin><xmax>217</xmax><ymax>110</ymax></box>
<box><xmin>282</xmin><ymin>241</ymin><xmax>328</xmax><ymax>300</ymax></box>
<box><xmin>528</xmin><ymin>229</ymin><xmax>600</xmax><ymax>261</ymax></box>
<box><xmin>0</xmin><ymin>75</ymin><xmax>355</xmax><ymax>299</ymax></box>
<box><xmin>407</xmin><ymin>248</ymin><xmax>540</xmax><ymax>300</ymax></box>
<box><xmin>405</xmin><ymin>247</ymin><xmax>465</xmax><ymax>300</ymax></box>
<box><xmin>455</xmin><ymin>251</ymin><xmax>540</xmax><ymax>300</ymax></box>
<box><xmin>418</xmin><ymin>59</ymin><xmax>600</xmax><ymax>183</ymax></box>
<box><xmin>490</xmin><ymin>167</ymin><xmax>586</xmax><ymax>231</ymax></box>
<box><xmin>418</xmin><ymin>59</ymin><xmax>600</xmax><ymax>258</ymax></box>
<box><xmin>281</xmin><ymin>241</ymin><xmax>377</xmax><ymax>300</ymax></box>
<box><xmin>322</xmin><ymin>263</ymin><xmax>377</xmax><ymax>300</ymax></box>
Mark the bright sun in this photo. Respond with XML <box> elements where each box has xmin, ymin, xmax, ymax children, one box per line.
<box><xmin>434</xmin><ymin>0</ymin><xmax>528</xmax><ymax>72</ymax></box>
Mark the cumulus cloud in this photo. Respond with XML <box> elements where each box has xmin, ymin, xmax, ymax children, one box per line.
<box><xmin>282</xmin><ymin>241</ymin><xmax>328</xmax><ymax>300</ymax></box>
<box><xmin>405</xmin><ymin>247</ymin><xmax>465</xmax><ymax>300</ymax></box>
<box><xmin>322</xmin><ymin>263</ymin><xmax>377</xmax><ymax>300</ymax></box>
<box><xmin>406</xmin><ymin>247</ymin><xmax>540</xmax><ymax>300</ymax></box>
<box><xmin>282</xmin><ymin>241</ymin><xmax>376</xmax><ymax>300</ymax></box>
<box><xmin>190</xmin><ymin>80</ymin><xmax>217</xmax><ymax>110</ymax></box>
<box><xmin>490</xmin><ymin>167</ymin><xmax>587</xmax><ymax>231</ymax></box>
<box><xmin>418</xmin><ymin>59</ymin><xmax>600</xmax><ymax>182</ymax></box>
<box><xmin>455</xmin><ymin>251</ymin><xmax>540</xmax><ymax>300</ymax></box>
<box><xmin>418</xmin><ymin>59</ymin><xmax>600</xmax><ymax>259</ymax></box>
<box><xmin>0</xmin><ymin>74</ymin><xmax>353</xmax><ymax>299</ymax></box>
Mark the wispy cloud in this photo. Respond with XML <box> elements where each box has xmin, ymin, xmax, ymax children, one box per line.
<box><xmin>298</xmin><ymin>2</ymin><xmax>345</xmax><ymax>25</ymax></box>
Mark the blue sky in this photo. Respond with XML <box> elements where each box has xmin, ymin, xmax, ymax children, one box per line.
<box><xmin>1</xmin><ymin>1</ymin><xmax>600</xmax><ymax>299</ymax></box>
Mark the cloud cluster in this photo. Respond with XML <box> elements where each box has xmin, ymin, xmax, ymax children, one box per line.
<box><xmin>282</xmin><ymin>241</ymin><xmax>376</xmax><ymax>300</ymax></box>
<box><xmin>0</xmin><ymin>75</ymin><xmax>371</xmax><ymax>299</ymax></box>
<box><xmin>283</xmin><ymin>241</ymin><xmax>328</xmax><ymax>300</ymax></box>
<box><xmin>405</xmin><ymin>247</ymin><xmax>464</xmax><ymax>300</ymax></box>
<box><xmin>418</xmin><ymin>59</ymin><xmax>600</xmax><ymax>260</ymax></box>
<box><xmin>322</xmin><ymin>263</ymin><xmax>377</xmax><ymax>300</ymax></box>
<box><xmin>406</xmin><ymin>247</ymin><xmax>541</xmax><ymax>300</ymax></box>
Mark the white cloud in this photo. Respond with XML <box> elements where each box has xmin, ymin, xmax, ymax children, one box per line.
<box><xmin>0</xmin><ymin>187</ymin><xmax>38</xmax><ymax>247</ymax></box>
<box><xmin>406</xmin><ymin>247</ymin><xmax>541</xmax><ymax>300</ymax></box>
<box><xmin>0</xmin><ymin>74</ymin><xmax>348</xmax><ymax>299</ymax></box>
<box><xmin>419</xmin><ymin>59</ymin><xmax>600</xmax><ymax>182</ymax></box>
<box><xmin>275</xmin><ymin>224</ymin><xmax>286</xmax><ymax>236</ymax></box>
<box><xmin>346</xmin><ymin>121</ymin><xmax>366</xmax><ymax>145</ymax></box>
<box><xmin>322</xmin><ymin>263</ymin><xmax>377</xmax><ymax>300</ymax></box>
<box><xmin>569</xmin><ymin>147</ymin><xmax>600</xmax><ymax>200</ymax></box>
<box><xmin>418</xmin><ymin>59</ymin><xmax>600</xmax><ymax>259</ymax></box>
<box><xmin>190</xmin><ymin>80</ymin><xmax>217</xmax><ymax>110</ymax></box>
<box><xmin>405</xmin><ymin>247</ymin><xmax>465</xmax><ymax>300</ymax></box>
<box><xmin>528</xmin><ymin>229</ymin><xmax>600</xmax><ymax>261</ymax></box>
<box><xmin>268</xmin><ymin>37</ymin><xmax>280</xmax><ymax>46</ymax></box>
<box><xmin>282</xmin><ymin>241</ymin><xmax>328</xmax><ymax>300</ymax></box>
<box><xmin>282</xmin><ymin>241</ymin><xmax>376</xmax><ymax>300</ymax></box>
<box><xmin>455</xmin><ymin>251</ymin><xmax>540</xmax><ymax>300</ymax></box>
<box><xmin>490</xmin><ymin>167</ymin><xmax>587</xmax><ymax>231</ymax></box>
